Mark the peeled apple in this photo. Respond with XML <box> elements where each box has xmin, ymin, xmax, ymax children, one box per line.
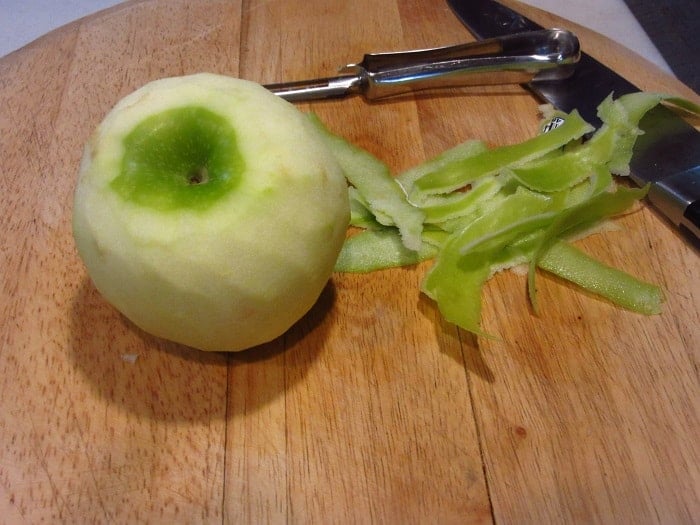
<box><xmin>72</xmin><ymin>73</ymin><xmax>350</xmax><ymax>352</ymax></box>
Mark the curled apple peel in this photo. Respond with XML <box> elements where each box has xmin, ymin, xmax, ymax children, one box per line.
<box><xmin>73</xmin><ymin>74</ymin><xmax>350</xmax><ymax>351</ymax></box>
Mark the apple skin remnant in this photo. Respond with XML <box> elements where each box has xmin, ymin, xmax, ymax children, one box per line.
<box><xmin>73</xmin><ymin>73</ymin><xmax>350</xmax><ymax>352</ymax></box>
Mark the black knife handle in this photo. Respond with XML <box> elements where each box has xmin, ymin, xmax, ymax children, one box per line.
<box><xmin>647</xmin><ymin>166</ymin><xmax>700</xmax><ymax>248</ymax></box>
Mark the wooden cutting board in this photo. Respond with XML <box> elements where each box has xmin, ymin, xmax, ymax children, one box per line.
<box><xmin>1</xmin><ymin>0</ymin><xmax>698</xmax><ymax>522</ymax></box>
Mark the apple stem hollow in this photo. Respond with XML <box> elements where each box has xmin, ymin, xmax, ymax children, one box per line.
<box><xmin>188</xmin><ymin>166</ymin><xmax>209</xmax><ymax>185</ymax></box>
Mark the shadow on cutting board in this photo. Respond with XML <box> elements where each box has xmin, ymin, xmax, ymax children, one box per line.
<box><xmin>417</xmin><ymin>293</ymin><xmax>496</xmax><ymax>383</ymax></box>
<box><xmin>68</xmin><ymin>276</ymin><xmax>327</xmax><ymax>422</ymax></box>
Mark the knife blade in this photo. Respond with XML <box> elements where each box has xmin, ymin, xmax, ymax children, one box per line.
<box><xmin>265</xmin><ymin>29</ymin><xmax>579</xmax><ymax>101</ymax></box>
<box><xmin>447</xmin><ymin>0</ymin><xmax>700</xmax><ymax>246</ymax></box>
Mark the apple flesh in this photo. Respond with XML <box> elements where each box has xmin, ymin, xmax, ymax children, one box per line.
<box><xmin>73</xmin><ymin>73</ymin><xmax>350</xmax><ymax>351</ymax></box>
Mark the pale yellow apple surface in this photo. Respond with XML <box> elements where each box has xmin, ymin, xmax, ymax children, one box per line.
<box><xmin>73</xmin><ymin>73</ymin><xmax>349</xmax><ymax>351</ymax></box>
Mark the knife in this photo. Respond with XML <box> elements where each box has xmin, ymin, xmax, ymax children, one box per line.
<box><xmin>446</xmin><ymin>0</ymin><xmax>700</xmax><ymax>246</ymax></box>
<box><xmin>265</xmin><ymin>29</ymin><xmax>579</xmax><ymax>101</ymax></box>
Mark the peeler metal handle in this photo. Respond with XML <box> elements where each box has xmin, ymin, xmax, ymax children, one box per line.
<box><xmin>264</xmin><ymin>28</ymin><xmax>580</xmax><ymax>102</ymax></box>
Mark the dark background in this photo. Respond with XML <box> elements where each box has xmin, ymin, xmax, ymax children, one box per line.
<box><xmin>624</xmin><ymin>0</ymin><xmax>699</xmax><ymax>93</ymax></box>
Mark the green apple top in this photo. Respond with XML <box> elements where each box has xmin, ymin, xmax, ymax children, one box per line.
<box><xmin>73</xmin><ymin>74</ymin><xmax>350</xmax><ymax>352</ymax></box>
<box><xmin>111</xmin><ymin>105</ymin><xmax>245</xmax><ymax>210</ymax></box>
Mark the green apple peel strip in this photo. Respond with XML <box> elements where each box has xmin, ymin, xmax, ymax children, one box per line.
<box><xmin>526</xmin><ymin>184</ymin><xmax>653</xmax><ymax>312</ymax></box>
<box><xmin>396</xmin><ymin>139</ymin><xmax>488</xmax><ymax>198</ymax></box>
<box><xmin>334</xmin><ymin>229</ymin><xmax>438</xmax><ymax>273</ymax></box>
<box><xmin>410</xmin><ymin>109</ymin><xmax>593</xmax><ymax>197</ymax></box>
<box><xmin>308</xmin><ymin>114</ymin><xmax>425</xmax><ymax>251</ymax></box>
<box><xmin>321</xmin><ymin>92</ymin><xmax>696</xmax><ymax>334</ymax></box>
<box><xmin>536</xmin><ymin>240</ymin><xmax>664</xmax><ymax>315</ymax></box>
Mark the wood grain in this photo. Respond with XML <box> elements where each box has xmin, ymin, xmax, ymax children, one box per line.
<box><xmin>1</xmin><ymin>0</ymin><xmax>698</xmax><ymax>523</ymax></box>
